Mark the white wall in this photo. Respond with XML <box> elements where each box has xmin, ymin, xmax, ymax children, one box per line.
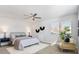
<box><xmin>37</xmin><ymin>14</ymin><xmax>78</xmax><ymax>44</ymax></box>
<box><xmin>0</xmin><ymin>16</ymin><xmax>35</xmax><ymax>37</ymax></box>
<box><xmin>37</xmin><ymin>19</ymin><xmax>60</xmax><ymax>43</ymax></box>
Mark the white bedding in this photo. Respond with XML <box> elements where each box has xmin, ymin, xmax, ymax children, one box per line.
<box><xmin>21</xmin><ymin>38</ymin><xmax>39</xmax><ymax>47</ymax></box>
<box><xmin>14</xmin><ymin>37</ymin><xmax>40</xmax><ymax>50</ymax></box>
<box><xmin>10</xmin><ymin>32</ymin><xmax>39</xmax><ymax>50</ymax></box>
<box><xmin>11</xmin><ymin>37</ymin><xmax>28</xmax><ymax>45</ymax></box>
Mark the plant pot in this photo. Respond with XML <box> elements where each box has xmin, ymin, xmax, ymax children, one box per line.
<box><xmin>64</xmin><ymin>38</ymin><xmax>70</xmax><ymax>42</ymax></box>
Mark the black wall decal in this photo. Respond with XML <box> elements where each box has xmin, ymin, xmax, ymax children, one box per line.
<box><xmin>40</xmin><ymin>26</ymin><xmax>45</xmax><ymax>31</ymax></box>
<box><xmin>35</xmin><ymin>29</ymin><xmax>40</xmax><ymax>33</ymax></box>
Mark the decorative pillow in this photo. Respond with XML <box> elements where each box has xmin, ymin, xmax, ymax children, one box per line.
<box><xmin>10</xmin><ymin>32</ymin><xmax>26</xmax><ymax>38</ymax></box>
<box><xmin>15</xmin><ymin>35</ymin><xmax>26</xmax><ymax>37</ymax></box>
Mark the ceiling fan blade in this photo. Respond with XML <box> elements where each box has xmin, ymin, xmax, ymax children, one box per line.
<box><xmin>33</xmin><ymin>13</ymin><xmax>37</xmax><ymax>17</ymax></box>
<box><xmin>35</xmin><ymin>17</ymin><xmax>41</xmax><ymax>19</ymax></box>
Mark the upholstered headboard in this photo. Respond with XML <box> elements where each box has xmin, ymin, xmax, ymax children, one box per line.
<box><xmin>10</xmin><ymin>32</ymin><xmax>26</xmax><ymax>38</ymax></box>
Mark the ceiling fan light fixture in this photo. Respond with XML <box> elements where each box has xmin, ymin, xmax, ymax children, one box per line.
<box><xmin>24</xmin><ymin>13</ymin><xmax>41</xmax><ymax>21</ymax></box>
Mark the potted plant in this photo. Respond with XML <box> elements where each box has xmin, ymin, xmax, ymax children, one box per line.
<box><xmin>64</xmin><ymin>33</ymin><xmax>71</xmax><ymax>42</ymax></box>
<box><xmin>60</xmin><ymin>31</ymin><xmax>65</xmax><ymax>40</ymax></box>
<box><xmin>59</xmin><ymin>26</ymin><xmax>71</xmax><ymax>42</ymax></box>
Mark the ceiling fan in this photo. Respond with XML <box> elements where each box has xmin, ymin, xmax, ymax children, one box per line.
<box><xmin>24</xmin><ymin>13</ymin><xmax>41</xmax><ymax>21</ymax></box>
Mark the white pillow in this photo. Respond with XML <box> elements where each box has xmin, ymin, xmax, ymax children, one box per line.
<box><xmin>0</xmin><ymin>33</ymin><xmax>4</xmax><ymax>38</ymax></box>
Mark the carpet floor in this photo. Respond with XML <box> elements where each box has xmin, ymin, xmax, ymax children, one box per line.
<box><xmin>0</xmin><ymin>44</ymin><xmax>77</xmax><ymax>54</ymax></box>
<box><xmin>35</xmin><ymin>44</ymin><xmax>77</xmax><ymax>54</ymax></box>
<box><xmin>0</xmin><ymin>46</ymin><xmax>9</xmax><ymax>54</ymax></box>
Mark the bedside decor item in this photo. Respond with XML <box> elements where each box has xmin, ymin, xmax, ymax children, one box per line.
<box><xmin>28</xmin><ymin>32</ymin><xmax>32</xmax><ymax>37</ymax></box>
<box><xmin>4</xmin><ymin>32</ymin><xmax>6</xmax><ymax>38</ymax></box>
<box><xmin>40</xmin><ymin>26</ymin><xmax>45</xmax><ymax>31</ymax></box>
<box><xmin>59</xmin><ymin>41</ymin><xmax>77</xmax><ymax>53</ymax></box>
<box><xmin>60</xmin><ymin>26</ymin><xmax>71</xmax><ymax>42</ymax></box>
<box><xmin>35</xmin><ymin>29</ymin><xmax>40</xmax><ymax>33</ymax></box>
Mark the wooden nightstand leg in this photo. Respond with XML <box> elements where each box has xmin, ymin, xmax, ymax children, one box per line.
<box><xmin>75</xmin><ymin>49</ymin><xmax>78</xmax><ymax>54</ymax></box>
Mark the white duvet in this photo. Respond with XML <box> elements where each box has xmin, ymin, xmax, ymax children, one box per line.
<box><xmin>12</xmin><ymin>37</ymin><xmax>40</xmax><ymax>50</ymax></box>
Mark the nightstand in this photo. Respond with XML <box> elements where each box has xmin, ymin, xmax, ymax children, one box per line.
<box><xmin>0</xmin><ymin>38</ymin><xmax>11</xmax><ymax>46</ymax></box>
<box><xmin>59</xmin><ymin>40</ymin><xmax>78</xmax><ymax>53</ymax></box>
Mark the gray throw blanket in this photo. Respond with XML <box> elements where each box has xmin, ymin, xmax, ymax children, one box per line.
<box><xmin>14</xmin><ymin>39</ymin><xmax>24</xmax><ymax>50</ymax></box>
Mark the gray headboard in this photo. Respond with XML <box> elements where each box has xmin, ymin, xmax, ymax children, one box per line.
<box><xmin>10</xmin><ymin>32</ymin><xmax>26</xmax><ymax>37</ymax></box>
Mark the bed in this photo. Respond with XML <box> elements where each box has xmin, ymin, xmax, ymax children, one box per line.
<box><xmin>10</xmin><ymin>32</ymin><xmax>40</xmax><ymax>50</ymax></box>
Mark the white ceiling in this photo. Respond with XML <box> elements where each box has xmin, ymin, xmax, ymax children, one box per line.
<box><xmin>0</xmin><ymin>5</ymin><xmax>78</xmax><ymax>20</ymax></box>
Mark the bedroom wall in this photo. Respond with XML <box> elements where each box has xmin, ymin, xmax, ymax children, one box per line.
<box><xmin>0</xmin><ymin>16</ymin><xmax>35</xmax><ymax>37</ymax></box>
<box><xmin>37</xmin><ymin>18</ymin><xmax>60</xmax><ymax>43</ymax></box>
<box><xmin>37</xmin><ymin>14</ymin><xmax>78</xmax><ymax>44</ymax></box>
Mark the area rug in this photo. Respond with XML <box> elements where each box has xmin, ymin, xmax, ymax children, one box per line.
<box><xmin>35</xmin><ymin>44</ymin><xmax>76</xmax><ymax>54</ymax></box>
<box><xmin>6</xmin><ymin>43</ymin><xmax>48</xmax><ymax>54</ymax></box>
<box><xmin>0</xmin><ymin>47</ymin><xmax>9</xmax><ymax>54</ymax></box>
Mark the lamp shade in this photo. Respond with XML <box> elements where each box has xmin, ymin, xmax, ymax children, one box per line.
<box><xmin>26</xmin><ymin>26</ymin><xmax>31</xmax><ymax>35</ymax></box>
<box><xmin>0</xmin><ymin>26</ymin><xmax>8</xmax><ymax>33</ymax></box>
